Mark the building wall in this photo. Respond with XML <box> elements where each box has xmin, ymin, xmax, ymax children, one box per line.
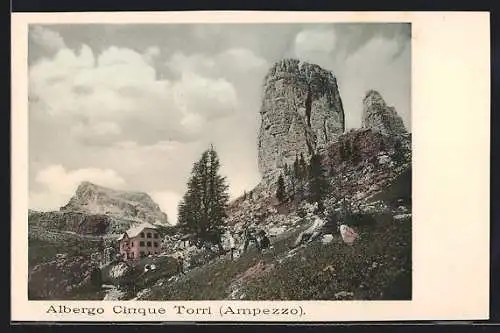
<box><xmin>134</xmin><ymin>227</ymin><xmax>162</xmax><ymax>258</ymax></box>
<box><xmin>119</xmin><ymin>227</ymin><xmax>162</xmax><ymax>260</ymax></box>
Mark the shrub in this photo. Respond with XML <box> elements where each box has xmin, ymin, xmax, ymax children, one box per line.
<box><xmin>344</xmin><ymin>213</ymin><xmax>377</xmax><ymax>228</ymax></box>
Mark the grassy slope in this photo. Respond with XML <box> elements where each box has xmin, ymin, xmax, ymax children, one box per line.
<box><xmin>367</xmin><ymin>167</ymin><xmax>412</xmax><ymax>207</ymax></box>
<box><xmin>28</xmin><ymin>229</ymin><xmax>103</xmax><ymax>269</ymax></box>
<box><xmin>142</xmin><ymin>167</ymin><xmax>412</xmax><ymax>301</ymax></box>
<box><xmin>242</xmin><ymin>212</ymin><xmax>411</xmax><ymax>300</ymax></box>
<box><xmin>143</xmin><ymin>226</ymin><xmax>308</xmax><ymax>300</ymax></box>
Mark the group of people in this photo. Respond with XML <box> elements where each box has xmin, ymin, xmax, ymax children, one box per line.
<box><xmin>172</xmin><ymin>227</ymin><xmax>273</xmax><ymax>276</ymax></box>
<box><xmin>242</xmin><ymin>228</ymin><xmax>271</xmax><ymax>254</ymax></box>
<box><xmin>228</xmin><ymin>227</ymin><xmax>272</xmax><ymax>258</ymax></box>
<box><xmin>171</xmin><ymin>209</ymin><xmax>360</xmax><ymax>277</ymax></box>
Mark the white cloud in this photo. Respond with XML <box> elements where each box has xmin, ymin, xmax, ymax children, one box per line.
<box><xmin>295</xmin><ymin>29</ymin><xmax>337</xmax><ymax>53</ymax></box>
<box><xmin>143</xmin><ymin>46</ymin><xmax>161</xmax><ymax>63</ymax></box>
<box><xmin>216</xmin><ymin>48</ymin><xmax>268</xmax><ymax>72</ymax></box>
<box><xmin>337</xmin><ymin>37</ymin><xmax>411</xmax><ymax>129</ymax></box>
<box><xmin>28</xmin><ymin>25</ymin><xmax>410</xmax><ymax>224</ymax></box>
<box><xmin>167</xmin><ymin>52</ymin><xmax>216</xmax><ymax>76</ymax></box>
<box><xmin>29</xmin><ymin>44</ymin><xmax>239</xmax><ymax>145</ymax></box>
<box><xmin>30</xmin><ymin>165</ymin><xmax>126</xmax><ymax>211</ymax></box>
<box><xmin>166</xmin><ymin>48</ymin><xmax>268</xmax><ymax>81</ymax></box>
<box><xmin>71</xmin><ymin>121</ymin><xmax>122</xmax><ymax>140</ymax></box>
<box><xmin>30</xmin><ymin>26</ymin><xmax>66</xmax><ymax>54</ymax></box>
<box><xmin>150</xmin><ymin>190</ymin><xmax>182</xmax><ymax>225</ymax></box>
<box><xmin>173</xmin><ymin>71</ymin><xmax>238</xmax><ymax>120</ymax></box>
<box><xmin>294</xmin><ymin>29</ymin><xmax>337</xmax><ymax>68</ymax></box>
<box><xmin>291</xmin><ymin>28</ymin><xmax>410</xmax><ymax>130</ymax></box>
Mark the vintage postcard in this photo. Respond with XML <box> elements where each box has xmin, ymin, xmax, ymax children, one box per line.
<box><xmin>11</xmin><ymin>11</ymin><xmax>490</xmax><ymax>322</ymax></box>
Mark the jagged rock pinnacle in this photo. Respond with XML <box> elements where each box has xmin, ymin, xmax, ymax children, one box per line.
<box><xmin>362</xmin><ymin>90</ymin><xmax>407</xmax><ymax>136</ymax></box>
<box><xmin>257</xmin><ymin>59</ymin><xmax>345</xmax><ymax>182</ymax></box>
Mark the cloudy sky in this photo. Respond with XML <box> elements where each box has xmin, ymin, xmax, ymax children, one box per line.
<box><xmin>28</xmin><ymin>23</ymin><xmax>411</xmax><ymax>224</ymax></box>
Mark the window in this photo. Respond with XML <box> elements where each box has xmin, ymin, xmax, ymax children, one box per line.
<box><xmin>140</xmin><ymin>232</ymin><xmax>145</xmax><ymax>238</ymax></box>
<box><xmin>130</xmin><ymin>252</ymin><xmax>134</xmax><ymax>259</ymax></box>
<box><xmin>139</xmin><ymin>241</ymin><xmax>145</xmax><ymax>247</ymax></box>
<box><xmin>154</xmin><ymin>233</ymin><xmax>159</xmax><ymax>239</ymax></box>
<box><xmin>154</xmin><ymin>242</ymin><xmax>158</xmax><ymax>248</ymax></box>
<box><xmin>130</xmin><ymin>242</ymin><xmax>134</xmax><ymax>248</ymax></box>
<box><xmin>147</xmin><ymin>233</ymin><xmax>152</xmax><ymax>238</ymax></box>
<box><xmin>147</xmin><ymin>241</ymin><xmax>152</xmax><ymax>247</ymax></box>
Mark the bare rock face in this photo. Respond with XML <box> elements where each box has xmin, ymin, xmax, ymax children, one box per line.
<box><xmin>362</xmin><ymin>90</ymin><xmax>408</xmax><ymax>136</ymax></box>
<box><xmin>257</xmin><ymin>59</ymin><xmax>345</xmax><ymax>182</ymax></box>
<box><xmin>60</xmin><ymin>181</ymin><xmax>169</xmax><ymax>226</ymax></box>
<box><xmin>28</xmin><ymin>210</ymin><xmax>110</xmax><ymax>235</ymax></box>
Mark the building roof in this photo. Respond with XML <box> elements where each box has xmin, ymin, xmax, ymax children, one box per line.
<box><xmin>117</xmin><ymin>233</ymin><xmax>128</xmax><ymax>241</ymax></box>
<box><xmin>117</xmin><ymin>222</ymin><xmax>159</xmax><ymax>240</ymax></box>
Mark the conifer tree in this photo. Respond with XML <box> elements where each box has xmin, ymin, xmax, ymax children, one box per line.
<box><xmin>308</xmin><ymin>153</ymin><xmax>328</xmax><ymax>212</ymax></box>
<box><xmin>340</xmin><ymin>141</ymin><xmax>351</xmax><ymax>161</ymax></box>
<box><xmin>177</xmin><ymin>145</ymin><xmax>229</xmax><ymax>249</ymax></box>
<box><xmin>276</xmin><ymin>173</ymin><xmax>286</xmax><ymax>203</ymax></box>
<box><xmin>350</xmin><ymin>141</ymin><xmax>361</xmax><ymax>164</ymax></box>
<box><xmin>293</xmin><ymin>154</ymin><xmax>300</xmax><ymax>179</ymax></box>
<box><xmin>392</xmin><ymin>140</ymin><xmax>405</xmax><ymax>164</ymax></box>
<box><xmin>299</xmin><ymin>153</ymin><xmax>308</xmax><ymax>179</ymax></box>
<box><xmin>379</xmin><ymin>139</ymin><xmax>386</xmax><ymax>152</ymax></box>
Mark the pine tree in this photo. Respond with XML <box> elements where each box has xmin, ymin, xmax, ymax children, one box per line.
<box><xmin>299</xmin><ymin>153</ymin><xmax>308</xmax><ymax>179</ymax></box>
<box><xmin>308</xmin><ymin>153</ymin><xmax>328</xmax><ymax>212</ymax></box>
<box><xmin>206</xmin><ymin>147</ymin><xmax>229</xmax><ymax>237</ymax></box>
<box><xmin>276</xmin><ymin>173</ymin><xmax>286</xmax><ymax>203</ymax></box>
<box><xmin>392</xmin><ymin>140</ymin><xmax>405</xmax><ymax>164</ymax></box>
<box><xmin>340</xmin><ymin>141</ymin><xmax>351</xmax><ymax>161</ymax></box>
<box><xmin>293</xmin><ymin>154</ymin><xmax>300</xmax><ymax>179</ymax></box>
<box><xmin>379</xmin><ymin>139</ymin><xmax>386</xmax><ymax>152</ymax></box>
<box><xmin>177</xmin><ymin>146</ymin><xmax>229</xmax><ymax>249</ymax></box>
<box><xmin>350</xmin><ymin>141</ymin><xmax>361</xmax><ymax>164</ymax></box>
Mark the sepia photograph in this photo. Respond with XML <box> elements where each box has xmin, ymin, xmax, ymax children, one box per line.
<box><xmin>26</xmin><ymin>21</ymin><xmax>413</xmax><ymax>302</ymax></box>
<box><xmin>27</xmin><ymin>23</ymin><xmax>412</xmax><ymax>301</ymax></box>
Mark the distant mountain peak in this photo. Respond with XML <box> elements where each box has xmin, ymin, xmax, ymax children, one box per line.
<box><xmin>61</xmin><ymin>182</ymin><xmax>169</xmax><ymax>225</ymax></box>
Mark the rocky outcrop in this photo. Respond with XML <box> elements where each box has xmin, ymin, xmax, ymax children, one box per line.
<box><xmin>324</xmin><ymin>128</ymin><xmax>411</xmax><ymax>204</ymax></box>
<box><xmin>225</xmin><ymin>127</ymin><xmax>411</xmax><ymax>237</ymax></box>
<box><xmin>28</xmin><ymin>210</ymin><xmax>111</xmax><ymax>235</ymax></box>
<box><xmin>362</xmin><ymin>90</ymin><xmax>408</xmax><ymax>136</ymax></box>
<box><xmin>326</xmin><ymin>128</ymin><xmax>409</xmax><ymax>168</ymax></box>
<box><xmin>257</xmin><ymin>59</ymin><xmax>345</xmax><ymax>182</ymax></box>
<box><xmin>60</xmin><ymin>181</ymin><xmax>169</xmax><ymax>225</ymax></box>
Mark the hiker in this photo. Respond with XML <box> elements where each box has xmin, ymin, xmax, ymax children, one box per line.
<box><xmin>256</xmin><ymin>230</ymin><xmax>270</xmax><ymax>253</ymax></box>
<box><xmin>176</xmin><ymin>254</ymin><xmax>186</xmax><ymax>275</ymax></box>
<box><xmin>242</xmin><ymin>227</ymin><xmax>257</xmax><ymax>253</ymax></box>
